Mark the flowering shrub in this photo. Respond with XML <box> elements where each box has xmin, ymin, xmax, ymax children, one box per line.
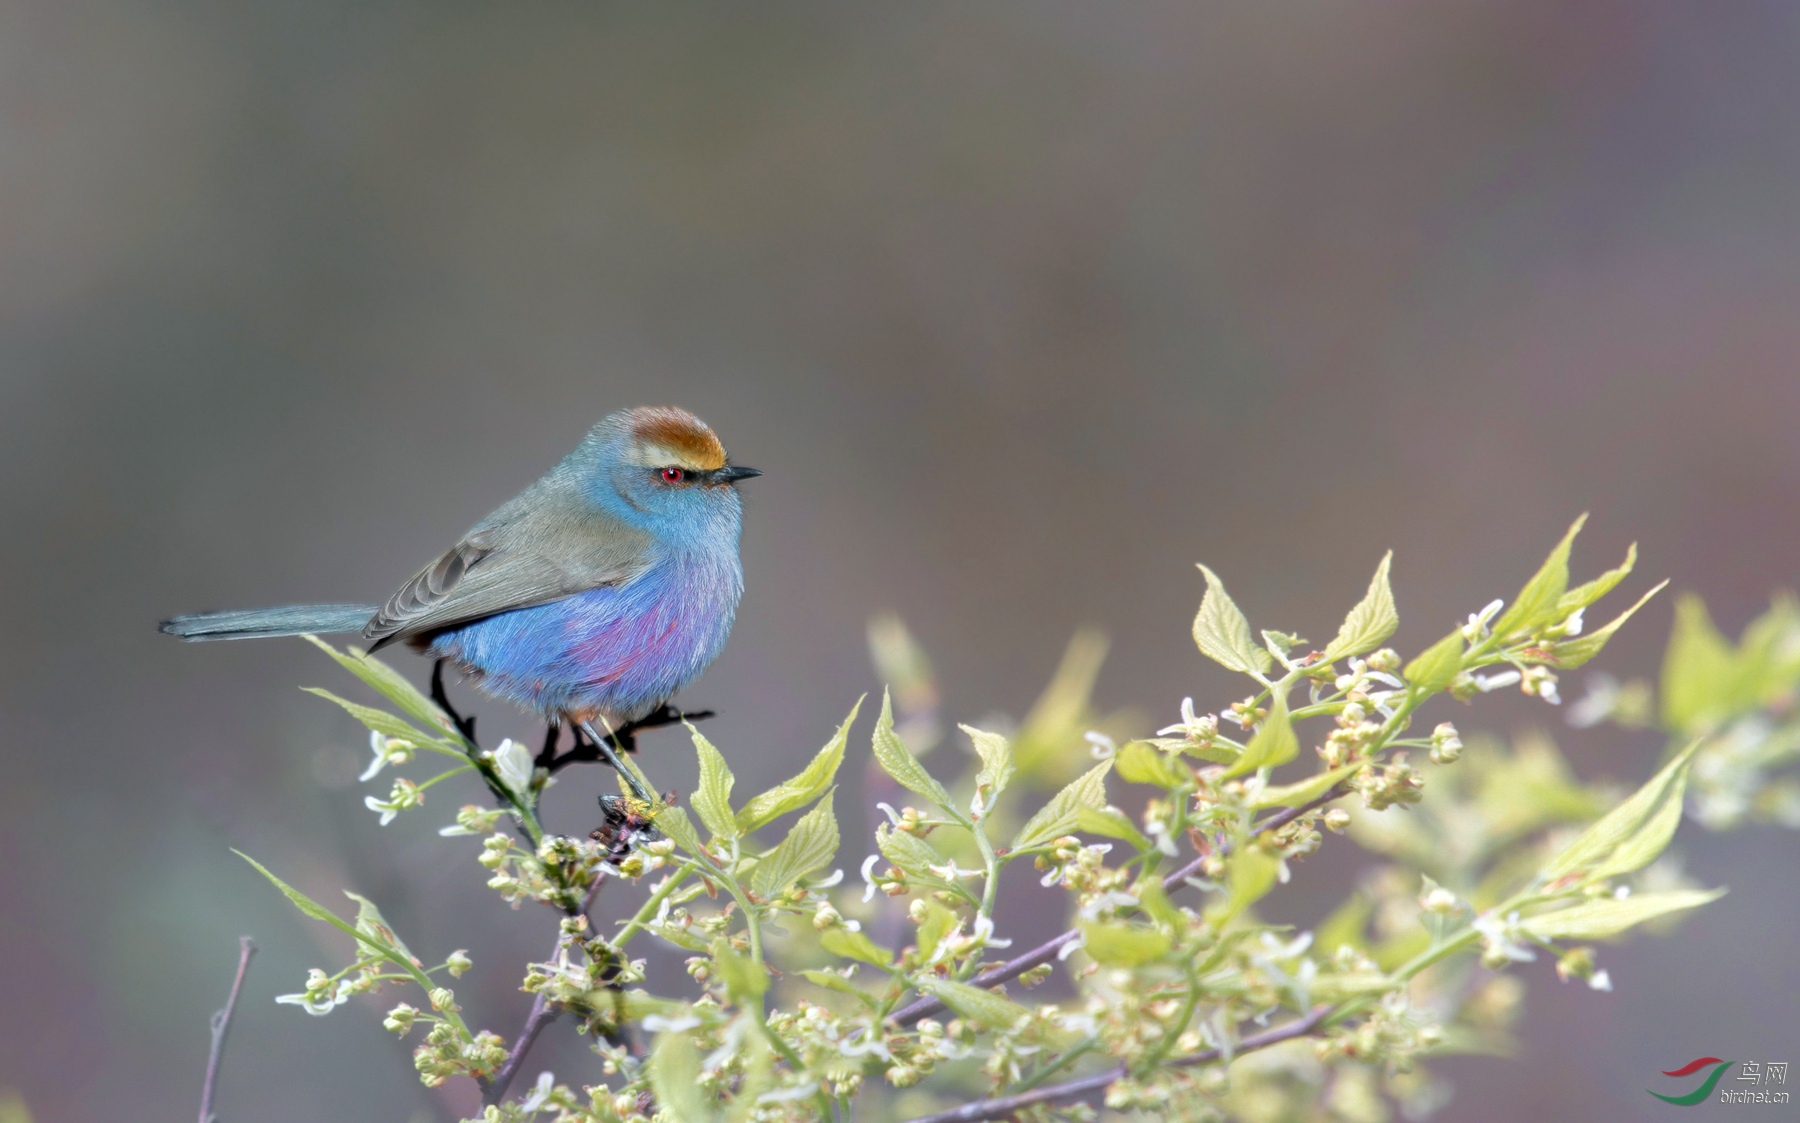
<box><xmin>233</xmin><ymin>517</ymin><xmax>1800</xmax><ymax>1121</ymax></box>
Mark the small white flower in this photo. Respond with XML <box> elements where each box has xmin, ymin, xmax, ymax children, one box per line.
<box><xmin>859</xmin><ymin>854</ymin><xmax>881</xmax><ymax>903</ymax></box>
<box><xmin>1561</xmin><ymin>607</ymin><xmax>1585</xmax><ymax>636</ymax></box>
<box><xmin>642</xmin><ymin>1013</ymin><xmax>701</xmax><ymax>1033</ymax></box>
<box><xmin>489</xmin><ymin>738</ymin><xmax>534</xmax><ymax>801</ymax></box>
<box><xmin>359</xmin><ymin>730</ymin><xmax>390</xmax><ymax>783</ymax></box>
<box><xmin>520</xmin><ymin>1071</ymin><xmax>556</xmax><ymax>1112</ymax></box>
<box><xmin>970</xmin><ymin>914</ymin><xmax>1013</xmax><ymax>949</ymax></box>
<box><xmin>757</xmin><ymin>1082</ymin><xmax>821</xmax><ymax>1105</ymax></box>
<box><xmin>1057</xmin><ymin>932</ymin><xmax>1086</xmax><ymax>960</ymax></box>
<box><xmin>364</xmin><ymin>794</ymin><xmax>400</xmax><ymax>826</ymax></box>
<box><xmin>1463</xmin><ymin>599</ymin><xmax>1506</xmax><ymax>640</ymax></box>
<box><xmin>1085</xmin><ymin>731</ymin><xmax>1117</xmax><ymax>760</ymax></box>
<box><xmin>1588</xmin><ymin>969</ymin><xmax>1613</xmax><ymax>992</ymax></box>
<box><xmin>1472</xmin><ymin>670</ymin><xmax>1522</xmax><ymax>693</ymax></box>
<box><xmin>875</xmin><ymin>802</ymin><xmax>902</xmax><ymax>825</ymax></box>
<box><xmin>812</xmin><ymin>868</ymin><xmax>845</xmax><ymax>889</ymax></box>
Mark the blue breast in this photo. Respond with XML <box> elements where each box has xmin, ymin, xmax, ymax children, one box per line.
<box><xmin>426</xmin><ymin>550</ymin><xmax>743</xmax><ymax>723</ymax></box>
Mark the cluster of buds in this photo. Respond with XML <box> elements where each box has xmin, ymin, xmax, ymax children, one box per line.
<box><xmin>1428</xmin><ymin>722</ymin><xmax>1463</xmax><ymax>764</ymax></box>
<box><xmin>1553</xmin><ymin>945</ymin><xmax>1612</xmax><ymax>991</ymax></box>
<box><xmin>1350</xmin><ymin>754</ymin><xmax>1425</xmax><ymax>811</ymax></box>
<box><xmin>1317</xmin><ymin>993</ymin><xmax>1443</xmax><ymax>1073</ymax></box>
<box><xmin>359</xmin><ymin>729</ymin><xmax>417</xmax><ymax>781</ymax></box>
<box><xmin>1318</xmin><ymin>702</ymin><xmax>1384</xmax><ymax>768</ymax></box>
<box><xmin>411</xmin><ymin>1021</ymin><xmax>507</xmax><ymax>1087</ymax></box>
<box><xmin>1227</xmin><ymin>696</ymin><xmax>1270</xmax><ymax>731</ymax></box>
<box><xmin>1156</xmin><ymin>697</ymin><xmax>1221</xmax><ymax>754</ymax></box>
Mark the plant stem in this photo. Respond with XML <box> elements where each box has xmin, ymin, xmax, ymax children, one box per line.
<box><xmin>482</xmin><ymin>876</ymin><xmax>608</xmax><ymax>1105</ymax></box>
<box><xmin>198</xmin><ymin>936</ymin><xmax>257</xmax><ymax>1123</ymax></box>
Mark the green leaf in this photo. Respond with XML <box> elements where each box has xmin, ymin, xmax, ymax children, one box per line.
<box><xmin>344</xmin><ymin>890</ymin><xmax>418</xmax><ymax>966</ymax></box>
<box><xmin>1114</xmin><ymin>741</ymin><xmax>1188</xmax><ymax>789</ymax></box>
<box><xmin>801</xmin><ymin>969</ymin><xmax>876</xmax><ymax>1005</ymax></box>
<box><xmin>1547</xmin><ymin>580</ymin><xmax>1668</xmax><ymax>669</ymax></box>
<box><xmin>750</xmin><ymin>792</ymin><xmax>840</xmax><ymax>899</ymax></box>
<box><xmin>1192</xmin><ymin>564</ymin><xmax>1273</xmax><ymax>676</ymax></box>
<box><xmin>916</xmin><ymin>977</ymin><xmax>1030</xmax><ymax>1031</ymax></box>
<box><xmin>1251</xmin><ymin>760</ymin><xmax>1362</xmax><ymax>809</ymax></box>
<box><xmin>689</xmin><ymin>727</ymin><xmax>738</xmax><ymax>841</ymax></box>
<box><xmin>708</xmin><ymin>938</ymin><xmax>768</xmax><ymax>1003</ymax></box>
<box><xmin>1492</xmin><ymin>514</ymin><xmax>1587</xmax><ymax>641</ymax></box>
<box><xmin>1558</xmin><ymin>541</ymin><xmax>1637</xmax><ymax>614</ymax></box>
<box><xmin>302</xmin><ymin>635</ymin><xmax>452</xmax><ymax>737</ymax></box>
<box><xmin>1208</xmin><ymin>847</ymin><xmax>1280</xmax><ymax>925</ymax></box>
<box><xmin>961</xmin><ymin>724</ymin><xmax>1015</xmax><ymax>815</ymax></box>
<box><xmin>1520</xmin><ymin>888</ymin><xmax>1725</xmax><ymax>941</ymax></box>
<box><xmin>871</xmin><ymin>690</ymin><xmax>956</xmax><ymax>812</ymax></box>
<box><xmin>1540</xmin><ymin>739</ymin><xmax>1702</xmax><ymax>884</ymax></box>
<box><xmin>1081</xmin><ymin>920</ymin><xmax>1171</xmax><ymax>966</ymax></box>
<box><xmin>876</xmin><ymin>824</ymin><xmax>947</xmax><ymax>883</ymax></box>
<box><xmin>1012</xmin><ymin>762</ymin><xmax>1112</xmax><ymax>851</ymax></box>
<box><xmin>1075</xmin><ymin>805</ymin><xmax>1150</xmax><ymax>850</ymax></box>
<box><xmin>301</xmin><ymin>688</ymin><xmax>441</xmax><ymax>746</ymax></box>
<box><xmin>649</xmin><ymin>1030</ymin><xmax>716</xmax><ymax>1123</ymax></box>
<box><xmin>1222</xmin><ymin>690</ymin><xmax>1298</xmax><ymax>779</ymax></box>
<box><xmin>1661</xmin><ymin>595</ymin><xmax>1741</xmax><ymax>733</ymax></box>
<box><xmin>735</xmin><ymin>698</ymin><xmax>862</xmax><ymax>833</ymax></box>
<box><xmin>1324</xmin><ymin>552</ymin><xmax>1399</xmax><ymax>662</ymax></box>
<box><xmin>914</xmin><ymin>900</ymin><xmax>959</xmax><ymax>963</ymax></box>
<box><xmin>819</xmin><ymin>926</ymin><xmax>894</xmax><ymax>969</ymax></box>
<box><xmin>1137</xmin><ymin>877</ymin><xmax>1182</xmax><ymax>928</ymax></box>
<box><xmin>1314</xmin><ymin>891</ymin><xmax>1373</xmax><ymax>954</ymax></box>
<box><xmin>653</xmin><ymin>805</ymin><xmax>707</xmax><ymax>859</ymax></box>
<box><xmin>1404</xmin><ymin>630</ymin><xmax>1465</xmax><ymax>695</ymax></box>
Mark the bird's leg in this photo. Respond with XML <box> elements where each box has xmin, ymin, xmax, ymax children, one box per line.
<box><xmin>534</xmin><ymin>722</ymin><xmax>562</xmax><ymax>771</ymax></box>
<box><xmin>545</xmin><ymin>705</ymin><xmax>717</xmax><ymax>775</ymax></box>
<box><xmin>429</xmin><ymin>659</ymin><xmax>478</xmax><ymax>744</ymax></box>
<box><xmin>577</xmin><ymin>720</ymin><xmax>659</xmax><ymax>804</ymax></box>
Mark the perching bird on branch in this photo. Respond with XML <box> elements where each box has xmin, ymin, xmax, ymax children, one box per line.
<box><xmin>160</xmin><ymin>405</ymin><xmax>760</xmax><ymax>791</ymax></box>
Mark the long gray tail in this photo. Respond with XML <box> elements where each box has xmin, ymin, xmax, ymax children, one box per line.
<box><xmin>159</xmin><ymin>604</ymin><xmax>379</xmax><ymax>642</ymax></box>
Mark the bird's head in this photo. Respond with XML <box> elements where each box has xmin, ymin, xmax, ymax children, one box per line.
<box><xmin>584</xmin><ymin>406</ymin><xmax>761</xmax><ymax>541</ymax></box>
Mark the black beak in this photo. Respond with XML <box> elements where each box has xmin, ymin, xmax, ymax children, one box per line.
<box><xmin>713</xmin><ymin>465</ymin><xmax>763</xmax><ymax>484</ymax></box>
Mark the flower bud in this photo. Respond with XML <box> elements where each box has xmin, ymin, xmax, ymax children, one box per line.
<box><xmin>445</xmin><ymin>949</ymin><xmax>473</xmax><ymax>978</ymax></box>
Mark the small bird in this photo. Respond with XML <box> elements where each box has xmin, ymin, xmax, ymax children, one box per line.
<box><xmin>161</xmin><ymin>406</ymin><xmax>760</xmax><ymax>792</ymax></box>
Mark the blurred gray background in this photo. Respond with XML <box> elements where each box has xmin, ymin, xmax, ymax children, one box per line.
<box><xmin>3</xmin><ymin>2</ymin><xmax>1799</xmax><ymax>1120</ymax></box>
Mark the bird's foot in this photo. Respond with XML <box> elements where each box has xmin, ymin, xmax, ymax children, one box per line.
<box><xmin>430</xmin><ymin>659</ymin><xmax>478</xmax><ymax>743</ymax></box>
<box><xmin>541</xmin><ymin>705</ymin><xmax>716</xmax><ymax>775</ymax></box>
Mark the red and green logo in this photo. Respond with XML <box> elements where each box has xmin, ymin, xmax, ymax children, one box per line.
<box><xmin>1650</xmin><ymin>1057</ymin><xmax>1734</xmax><ymax>1105</ymax></box>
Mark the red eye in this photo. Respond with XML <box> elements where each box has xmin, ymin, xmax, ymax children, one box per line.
<box><xmin>660</xmin><ymin>467</ymin><xmax>685</xmax><ymax>484</ymax></box>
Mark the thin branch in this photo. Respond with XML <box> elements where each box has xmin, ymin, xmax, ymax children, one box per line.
<box><xmin>198</xmin><ymin>936</ymin><xmax>257</xmax><ymax>1123</ymax></box>
<box><xmin>885</xmin><ymin>788</ymin><xmax>1346</xmax><ymax>1027</ymax></box>
<box><xmin>483</xmin><ymin>875</ymin><xmax>610</xmax><ymax>1105</ymax></box>
<box><xmin>900</xmin><ymin>1005</ymin><xmax>1332</xmax><ymax>1123</ymax></box>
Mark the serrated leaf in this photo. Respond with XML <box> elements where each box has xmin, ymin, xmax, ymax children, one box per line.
<box><xmin>736</xmin><ymin>698</ymin><xmax>861</xmax><ymax>833</ymax></box>
<box><xmin>708</xmin><ymin>937</ymin><xmax>768</xmax><ymax>1003</ymax></box>
<box><xmin>653</xmin><ymin>806</ymin><xmax>707</xmax><ymax>859</ymax></box>
<box><xmin>914</xmin><ymin>900</ymin><xmax>958</xmax><ymax>963</ymax></box>
<box><xmin>235</xmin><ymin>852</ymin><xmax>427</xmax><ymax>989</ymax></box>
<box><xmin>1519</xmin><ymin>888</ymin><xmax>1725</xmax><ymax>941</ymax></box>
<box><xmin>1011</xmin><ymin>762</ymin><xmax>1112</xmax><ymax>851</ymax></box>
<box><xmin>301</xmin><ymin>688</ymin><xmax>441</xmax><ymax>747</ymax></box>
<box><xmin>750</xmin><ymin>792</ymin><xmax>840</xmax><ymax>899</ymax></box>
<box><xmin>1075</xmin><ymin>805</ymin><xmax>1150</xmax><ymax>849</ymax></box>
<box><xmin>961</xmin><ymin>724</ymin><xmax>1015</xmax><ymax>815</ymax></box>
<box><xmin>1492</xmin><ymin>515</ymin><xmax>1587</xmax><ymax>641</ymax></box>
<box><xmin>1251</xmin><ymin>760</ymin><xmax>1362</xmax><ymax>809</ymax></box>
<box><xmin>1540</xmin><ymin>739</ymin><xmax>1701</xmax><ymax>883</ymax></box>
<box><xmin>1193</xmin><ymin>565</ymin><xmax>1273</xmax><ymax>676</ymax></box>
<box><xmin>1081</xmin><ymin>920</ymin><xmax>1171</xmax><ymax>965</ymax></box>
<box><xmin>690</xmin><ymin>728</ymin><xmax>738</xmax><ymax>841</ymax></box>
<box><xmin>649</xmin><ymin>1030</ymin><xmax>716</xmax><ymax>1123</ymax></box>
<box><xmin>876</xmin><ymin>824</ymin><xmax>947</xmax><ymax>883</ymax></box>
<box><xmin>819</xmin><ymin>926</ymin><xmax>893</xmax><ymax>969</ymax></box>
<box><xmin>1660</xmin><ymin>595</ymin><xmax>1740</xmax><ymax>733</ymax></box>
<box><xmin>1404</xmin><ymin>630</ymin><xmax>1465</xmax><ymax>695</ymax></box>
<box><xmin>1547</xmin><ymin>580</ymin><xmax>1668</xmax><ymax>669</ymax></box>
<box><xmin>1222</xmin><ymin>691</ymin><xmax>1298</xmax><ymax>779</ymax></box>
<box><xmin>1325</xmin><ymin>552</ymin><xmax>1398</xmax><ymax>661</ymax></box>
<box><xmin>916</xmin><ymin>977</ymin><xmax>1030</xmax><ymax>1030</ymax></box>
<box><xmin>302</xmin><ymin>636</ymin><xmax>453</xmax><ymax>737</ymax></box>
<box><xmin>1558</xmin><ymin>541</ymin><xmax>1637</xmax><ymax>614</ymax></box>
<box><xmin>1115</xmin><ymin>740</ymin><xmax>1189</xmax><ymax>789</ymax></box>
<box><xmin>871</xmin><ymin>690</ymin><xmax>956</xmax><ymax>811</ymax></box>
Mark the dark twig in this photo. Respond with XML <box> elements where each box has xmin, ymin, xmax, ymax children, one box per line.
<box><xmin>484</xmin><ymin>875</ymin><xmax>610</xmax><ymax>1105</ymax></box>
<box><xmin>886</xmin><ymin>787</ymin><xmax>1349</xmax><ymax>1027</ymax></box>
<box><xmin>900</xmin><ymin>1005</ymin><xmax>1333</xmax><ymax>1123</ymax></box>
<box><xmin>198</xmin><ymin>936</ymin><xmax>257</xmax><ymax>1123</ymax></box>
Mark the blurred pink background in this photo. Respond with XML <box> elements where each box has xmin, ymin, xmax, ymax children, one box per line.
<box><xmin>2</xmin><ymin>3</ymin><xmax>1798</xmax><ymax>1120</ymax></box>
